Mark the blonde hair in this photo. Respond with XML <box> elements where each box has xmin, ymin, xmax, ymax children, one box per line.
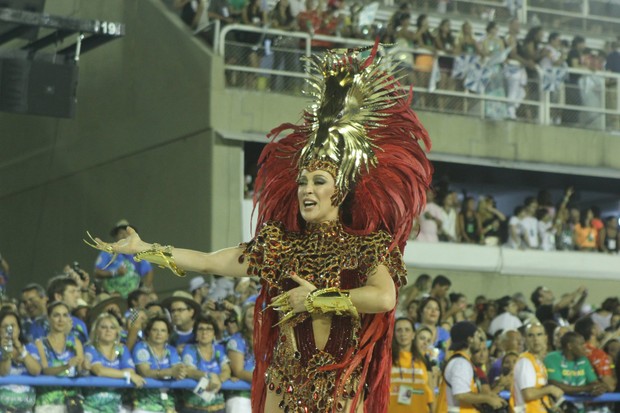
<box><xmin>90</xmin><ymin>313</ymin><xmax>121</xmax><ymax>347</ymax></box>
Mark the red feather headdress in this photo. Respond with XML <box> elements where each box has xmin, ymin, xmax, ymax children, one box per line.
<box><xmin>253</xmin><ymin>43</ymin><xmax>432</xmax><ymax>248</ymax></box>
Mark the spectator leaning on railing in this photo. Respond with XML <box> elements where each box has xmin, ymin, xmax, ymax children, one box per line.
<box><xmin>545</xmin><ymin>331</ymin><xmax>608</xmax><ymax>401</ymax></box>
<box><xmin>181</xmin><ymin>315</ymin><xmax>230</xmax><ymax>413</ymax></box>
<box><xmin>83</xmin><ymin>312</ymin><xmax>145</xmax><ymax>413</ymax></box>
<box><xmin>225</xmin><ymin>301</ymin><xmax>254</xmax><ymax>413</ymax></box>
<box><xmin>133</xmin><ymin>315</ymin><xmax>186</xmax><ymax>413</ymax></box>
<box><xmin>0</xmin><ymin>309</ymin><xmax>41</xmax><ymax>412</ymax></box>
<box><xmin>34</xmin><ymin>301</ymin><xmax>85</xmax><ymax>413</ymax></box>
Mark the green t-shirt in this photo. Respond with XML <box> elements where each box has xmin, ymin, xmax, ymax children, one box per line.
<box><xmin>544</xmin><ymin>350</ymin><xmax>598</xmax><ymax>387</ymax></box>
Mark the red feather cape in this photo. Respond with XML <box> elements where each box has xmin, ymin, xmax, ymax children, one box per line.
<box><xmin>250</xmin><ymin>57</ymin><xmax>433</xmax><ymax>413</ymax></box>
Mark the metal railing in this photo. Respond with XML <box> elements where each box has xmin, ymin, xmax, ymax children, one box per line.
<box><xmin>396</xmin><ymin>0</ymin><xmax>620</xmax><ymax>39</ymax></box>
<box><xmin>217</xmin><ymin>25</ymin><xmax>620</xmax><ymax>132</ymax></box>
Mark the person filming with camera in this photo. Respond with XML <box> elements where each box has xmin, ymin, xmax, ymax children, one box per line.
<box><xmin>511</xmin><ymin>322</ymin><xmax>564</xmax><ymax>413</ymax></box>
<box><xmin>436</xmin><ymin>321</ymin><xmax>507</xmax><ymax>413</ymax></box>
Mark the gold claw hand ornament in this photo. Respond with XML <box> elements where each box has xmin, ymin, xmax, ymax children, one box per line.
<box><xmin>83</xmin><ymin>231</ymin><xmax>117</xmax><ymax>269</ymax></box>
<box><xmin>267</xmin><ymin>292</ymin><xmax>296</xmax><ymax>326</ymax></box>
<box><xmin>83</xmin><ymin>232</ymin><xmax>186</xmax><ymax>278</ymax></box>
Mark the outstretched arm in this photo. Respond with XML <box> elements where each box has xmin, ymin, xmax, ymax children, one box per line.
<box><xmin>89</xmin><ymin>227</ymin><xmax>249</xmax><ymax>278</ymax></box>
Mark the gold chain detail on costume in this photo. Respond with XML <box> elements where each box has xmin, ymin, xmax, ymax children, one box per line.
<box><xmin>134</xmin><ymin>243</ymin><xmax>186</xmax><ymax>277</ymax></box>
<box><xmin>304</xmin><ymin>287</ymin><xmax>359</xmax><ymax>320</ymax></box>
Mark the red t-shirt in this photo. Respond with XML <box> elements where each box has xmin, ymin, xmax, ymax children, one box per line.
<box><xmin>585</xmin><ymin>342</ymin><xmax>613</xmax><ymax>378</ymax></box>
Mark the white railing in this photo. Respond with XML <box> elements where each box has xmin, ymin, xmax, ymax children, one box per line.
<box><xmin>217</xmin><ymin>25</ymin><xmax>620</xmax><ymax>132</ymax></box>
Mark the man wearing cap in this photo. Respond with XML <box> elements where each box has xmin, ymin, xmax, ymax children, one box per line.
<box><xmin>189</xmin><ymin>276</ymin><xmax>211</xmax><ymax>304</ymax></box>
<box><xmin>436</xmin><ymin>321</ymin><xmax>506</xmax><ymax>413</ymax></box>
<box><xmin>163</xmin><ymin>292</ymin><xmax>201</xmax><ymax>353</ymax></box>
<box><xmin>511</xmin><ymin>323</ymin><xmax>563</xmax><ymax>413</ymax></box>
<box><xmin>94</xmin><ymin>219</ymin><xmax>154</xmax><ymax>297</ymax></box>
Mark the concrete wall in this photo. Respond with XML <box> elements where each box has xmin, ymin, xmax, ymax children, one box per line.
<box><xmin>213</xmin><ymin>90</ymin><xmax>620</xmax><ymax>171</ymax></box>
<box><xmin>0</xmin><ymin>0</ymin><xmax>242</xmax><ymax>295</ymax></box>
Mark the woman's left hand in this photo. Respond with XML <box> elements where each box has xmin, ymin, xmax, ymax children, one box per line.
<box><xmin>207</xmin><ymin>374</ymin><xmax>222</xmax><ymax>392</ymax></box>
<box><xmin>269</xmin><ymin>274</ymin><xmax>317</xmax><ymax>324</ymax></box>
<box><xmin>283</xmin><ymin>273</ymin><xmax>317</xmax><ymax>313</ymax></box>
<box><xmin>131</xmin><ymin>372</ymin><xmax>146</xmax><ymax>388</ymax></box>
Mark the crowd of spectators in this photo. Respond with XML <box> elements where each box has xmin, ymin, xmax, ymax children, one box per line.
<box><xmin>412</xmin><ymin>186</ymin><xmax>620</xmax><ymax>253</ymax></box>
<box><xmin>0</xmin><ymin>219</ymin><xmax>260</xmax><ymax>413</ymax></box>
<box><xmin>0</xmin><ymin>218</ymin><xmax>618</xmax><ymax>411</ymax></box>
<box><xmin>170</xmin><ymin>0</ymin><xmax>620</xmax><ymax>129</ymax></box>
<box><xmin>390</xmin><ymin>273</ymin><xmax>620</xmax><ymax>412</ymax></box>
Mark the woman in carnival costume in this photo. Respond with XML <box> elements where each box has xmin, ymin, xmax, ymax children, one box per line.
<box><xmin>87</xmin><ymin>42</ymin><xmax>432</xmax><ymax>412</ymax></box>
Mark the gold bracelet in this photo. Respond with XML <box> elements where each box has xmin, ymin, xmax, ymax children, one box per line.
<box><xmin>304</xmin><ymin>287</ymin><xmax>359</xmax><ymax>319</ymax></box>
<box><xmin>134</xmin><ymin>244</ymin><xmax>186</xmax><ymax>277</ymax></box>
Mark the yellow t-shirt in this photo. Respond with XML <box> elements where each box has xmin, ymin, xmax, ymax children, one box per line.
<box><xmin>389</xmin><ymin>351</ymin><xmax>434</xmax><ymax>413</ymax></box>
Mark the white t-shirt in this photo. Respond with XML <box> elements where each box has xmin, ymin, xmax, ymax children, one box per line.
<box><xmin>440</xmin><ymin>208</ymin><xmax>458</xmax><ymax>241</ymax></box>
<box><xmin>506</xmin><ymin>216</ymin><xmax>522</xmax><ymax>249</ymax></box>
<box><xmin>488</xmin><ymin>312</ymin><xmax>523</xmax><ymax>336</ymax></box>
<box><xmin>520</xmin><ymin>216</ymin><xmax>539</xmax><ymax>249</ymax></box>
<box><xmin>540</xmin><ymin>45</ymin><xmax>562</xmax><ymax>69</ymax></box>
<box><xmin>538</xmin><ymin>220</ymin><xmax>556</xmax><ymax>251</ymax></box>
<box><xmin>513</xmin><ymin>356</ymin><xmax>546</xmax><ymax>408</ymax></box>
<box><xmin>417</xmin><ymin>202</ymin><xmax>444</xmax><ymax>242</ymax></box>
<box><xmin>444</xmin><ymin>357</ymin><xmax>474</xmax><ymax>408</ymax></box>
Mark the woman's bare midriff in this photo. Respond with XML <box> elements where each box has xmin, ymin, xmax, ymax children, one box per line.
<box><xmin>262</xmin><ymin>313</ymin><xmax>363</xmax><ymax>412</ymax></box>
<box><xmin>264</xmin><ymin>391</ymin><xmax>364</xmax><ymax>413</ymax></box>
<box><xmin>311</xmin><ymin>312</ymin><xmax>332</xmax><ymax>350</ymax></box>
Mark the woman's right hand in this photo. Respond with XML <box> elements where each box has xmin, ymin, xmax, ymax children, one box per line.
<box><xmin>130</xmin><ymin>371</ymin><xmax>146</xmax><ymax>388</ymax></box>
<box><xmin>92</xmin><ymin>227</ymin><xmax>151</xmax><ymax>255</ymax></box>
<box><xmin>68</xmin><ymin>356</ymin><xmax>83</xmax><ymax>368</ymax></box>
<box><xmin>171</xmin><ymin>364</ymin><xmax>187</xmax><ymax>380</ymax></box>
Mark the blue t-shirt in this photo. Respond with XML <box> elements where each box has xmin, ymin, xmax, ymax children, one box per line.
<box><xmin>95</xmin><ymin>252</ymin><xmax>152</xmax><ymax>276</ymax></box>
<box><xmin>83</xmin><ymin>344</ymin><xmax>135</xmax><ymax>413</ymax></box>
<box><xmin>132</xmin><ymin>341</ymin><xmax>180</xmax><ymax>412</ymax></box>
<box><xmin>25</xmin><ymin>316</ymin><xmax>88</xmax><ymax>344</ymax></box>
<box><xmin>95</xmin><ymin>252</ymin><xmax>152</xmax><ymax>298</ymax></box>
<box><xmin>36</xmin><ymin>335</ymin><xmax>80</xmax><ymax>406</ymax></box>
<box><xmin>182</xmin><ymin>343</ymin><xmax>229</xmax><ymax>375</ymax></box>
<box><xmin>171</xmin><ymin>329</ymin><xmax>195</xmax><ymax>349</ymax></box>
<box><xmin>226</xmin><ymin>332</ymin><xmax>255</xmax><ymax>373</ymax></box>
<box><xmin>0</xmin><ymin>343</ymin><xmax>39</xmax><ymax>410</ymax></box>
<box><xmin>181</xmin><ymin>343</ymin><xmax>229</xmax><ymax>409</ymax></box>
